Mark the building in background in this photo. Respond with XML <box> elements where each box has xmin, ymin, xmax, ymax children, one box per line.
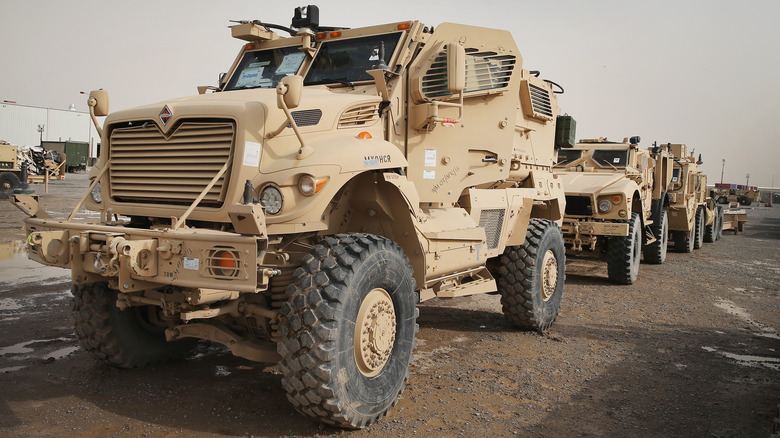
<box><xmin>0</xmin><ymin>101</ymin><xmax>99</xmax><ymax>159</ymax></box>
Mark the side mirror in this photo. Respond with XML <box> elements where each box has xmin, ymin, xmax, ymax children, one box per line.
<box><xmin>88</xmin><ymin>89</ymin><xmax>109</xmax><ymax>116</ymax></box>
<box><xmin>277</xmin><ymin>75</ymin><xmax>303</xmax><ymax>109</ymax></box>
<box><xmin>446</xmin><ymin>42</ymin><xmax>466</xmax><ymax>93</ymax></box>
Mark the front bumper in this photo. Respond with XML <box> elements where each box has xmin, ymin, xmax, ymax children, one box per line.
<box><xmin>24</xmin><ymin>218</ymin><xmax>266</xmax><ymax>293</ymax></box>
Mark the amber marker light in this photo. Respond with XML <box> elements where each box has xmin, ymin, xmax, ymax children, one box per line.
<box><xmin>316</xmin><ymin>33</ymin><xmax>327</xmax><ymax>40</ymax></box>
<box><xmin>358</xmin><ymin>132</ymin><xmax>372</xmax><ymax>139</ymax></box>
<box><xmin>330</xmin><ymin>31</ymin><xmax>342</xmax><ymax>38</ymax></box>
<box><xmin>397</xmin><ymin>22</ymin><xmax>412</xmax><ymax>30</ymax></box>
<box><xmin>612</xmin><ymin>195</ymin><xmax>622</xmax><ymax>204</ymax></box>
<box><xmin>217</xmin><ymin>251</ymin><xmax>237</xmax><ymax>268</ymax></box>
<box><xmin>298</xmin><ymin>175</ymin><xmax>329</xmax><ymax>196</ymax></box>
<box><xmin>245</xmin><ymin>44</ymin><xmax>256</xmax><ymax>50</ymax></box>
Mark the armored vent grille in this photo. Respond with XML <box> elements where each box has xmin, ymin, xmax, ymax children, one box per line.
<box><xmin>291</xmin><ymin>109</ymin><xmax>322</xmax><ymax>127</ymax></box>
<box><xmin>528</xmin><ymin>83</ymin><xmax>553</xmax><ymax>118</ymax></box>
<box><xmin>479</xmin><ymin>209</ymin><xmax>505</xmax><ymax>250</ymax></box>
<box><xmin>422</xmin><ymin>48</ymin><xmax>516</xmax><ymax>99</ymax></box>
<box><xmin>108</xmin><ymin>120</ymin><xmax>234</xmax><ymax>207</ymax></box>
<box><xmin>339</xmin><ymin>104</ymin><xmax>380</xmax><ymax>128</ymax></box>
<box><xmin>565</xmin><ymin>195</ymin><xmax>592</xmax><ymax>216</ymax></box>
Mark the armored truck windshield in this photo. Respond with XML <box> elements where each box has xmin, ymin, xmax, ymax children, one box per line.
<box><xmin>304</xmin><ymin>33</ymin><xmax>402</xmax><ymax>85</ymax></box>
<box><xmin>224</xmin><ymin>46</ymin><xmax>306</xmax><ymax>90</ymax></box>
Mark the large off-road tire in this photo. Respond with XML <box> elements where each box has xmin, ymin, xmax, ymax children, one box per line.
<box><xmin>673</xmin><ymin>230</ymin><xmax>694</xmax><ymax>253</ymax></box>
<box><xmin>0</xmin><ymin>172</ymin><xmax>21</xmax><ymax>191</ymax></box>
<box><xmin>643</xmin><ymin>209</ymin><xmax>668</xmax><ymax>264</ymax></box>
<box><xmin>607</xmin><ymin>212</ymin><xmax>641</xmax><ymax>284</ymax></box>
<box><xmin>492</xmin><ymin>219</ymin><xmax>565</xmax><ymax>331</ymax></box>
<box><xmin>71</xmin><ymin>282</ymin><xmax>196</xmax><ymax>368</ymax></box>
<box><xmin>278</xmin><ymin>234</ymin><xmax>418</xmax><ymax>429</ymax></box>
<box><xmin>693</xmin><ymin>206</ymin><xmax>705</xmax><ymax>249</ymax></box>
<box><xmin>717</xmin><ymin>195</ymin><xmax>728</xmax><ymax>204</ymax></box>
<box><xmin>704</xmin><ymin>206</ymin><xmax>723</xmax><ymax>243</ymax></box>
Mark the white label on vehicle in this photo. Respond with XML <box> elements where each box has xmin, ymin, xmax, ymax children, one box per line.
<box><xmin>423</xmin><ymin>170</ymin><xmax>436</xmax><ymax>180</ymax></box>
<box><xmin>424</xmin><ymin>149</ymin><xmax>437</xmax><ymax>167</ymax></box>
<box><xmin>613</xmin><ymin>157</ymin><xmax>620</xmax><ymax>163</ymax></box>
<box><xmin>243</xmin><ymin>141</ymin><xmax>262</xmax><ymax>167</ymax></box>
<box><xmin>183</xmin><ymin>257</ymin><xmax>199</xmax><ymax>271</ymax></box>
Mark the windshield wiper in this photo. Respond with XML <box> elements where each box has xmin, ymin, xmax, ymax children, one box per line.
<box><xmin>596</xmin><ymin>157</ymin><xmax>620</xmax><ymax>171</ymax></box>
<box><xmin>307</xmin><ymin>78</ymin><xmax>355</xmax><ymax>89</ymax></box>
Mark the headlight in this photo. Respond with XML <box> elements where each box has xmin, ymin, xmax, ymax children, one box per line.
<box><xmin>298</xmin><ymin>174</ymin><xmax>329</xmax><ymax>196</ymax></box>
<box><xmin>260</xmin><ymin>185</ymin><xmax>283</xmax><ymax>215</ymax></box>
<box><xmin>90</xmin><ymin>181</ymin><xmax>102</xmax><ymax>203</ymax></box>
<box><xmin>598</xmin><ymin>200</ymin><xmax>611</xmax><ymax>213</ymax></box>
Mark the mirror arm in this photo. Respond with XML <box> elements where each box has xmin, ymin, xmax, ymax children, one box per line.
<box><xmin>266</xmin><ymin>83</ymin><xmax>312</xmax><ymax>159</ymax></box>
<box><xmin>87</xmin><ymin>98</ymin><xmax>104</xmax><ymax>139</ymax></box>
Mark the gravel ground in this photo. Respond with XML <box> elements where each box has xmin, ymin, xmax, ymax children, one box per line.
<box><xmin>1</xmin><ymin>173</ymin><xmax>778</xmax><ymax>437</ymax></box>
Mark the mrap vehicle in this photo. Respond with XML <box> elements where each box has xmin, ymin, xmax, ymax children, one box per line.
<box><xmin>12</xmin><ymin>6</ymin><xmax>575</xmax><ymax>428</ymax></box>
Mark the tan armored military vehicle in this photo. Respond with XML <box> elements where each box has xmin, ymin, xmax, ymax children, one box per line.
<box><xmin>666</xmin><ymin>144</ymin><xmax>722</xmax><ymax>251</ymax></box>
<box><xmin>12</xmin><ymin>6</ymin><xmax>575</xmax><ymax>428</ymax></box>
<box><xmin>554</xmin><ymin>137</ymin><xmax>672</xmax><ymax>284</ymax></box>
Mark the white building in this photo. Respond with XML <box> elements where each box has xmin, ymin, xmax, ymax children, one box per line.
<box><xmin>0</xmin><ymin>102</ymin><xmax>99</xmax><ymax>157</ymax></box>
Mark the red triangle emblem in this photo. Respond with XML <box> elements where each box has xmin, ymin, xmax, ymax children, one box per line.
<box><xmin>159</xmin><ymin>106</ymin><xmax>172</xmax><ymax>125</ymax></box>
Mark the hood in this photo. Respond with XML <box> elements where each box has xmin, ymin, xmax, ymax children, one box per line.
<box><xmin>557</xmin><ymin>172</ymin><xmax>631</xmax><ymax>196</ymax></box>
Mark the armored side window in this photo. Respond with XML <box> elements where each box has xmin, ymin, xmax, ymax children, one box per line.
<box><xmin>305</xmin><ymin>33</ymin><xmax>403</xmax><ymax>85</ymax></box>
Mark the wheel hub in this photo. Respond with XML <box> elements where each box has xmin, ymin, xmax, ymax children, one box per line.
<box><xmin>354</xmin><ymin>288</ymin><xmax>396</xmax><ymax>377</ymax></box>
<box><xmin>541</xmin><ymin>250</ymin><xmax>558</xmax><ymax>302</ymax></box>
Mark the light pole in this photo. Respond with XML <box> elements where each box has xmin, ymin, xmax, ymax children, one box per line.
<box><xmin>37</xmin><ymin>124</ymin><xmax>45</xmax><ymax>146</ymax></box>
<box><xmin>720</xmin><ymin>159</ymin><xmax>725</xmax><ymax>184</ymax></box>
<box><xmin>746</xmin><ymin>173</ymin><xmax>750</xmax><ymax>187</ymax></box>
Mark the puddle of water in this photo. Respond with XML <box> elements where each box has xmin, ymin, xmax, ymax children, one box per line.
<box><xmin>46</xmin><ymin>345</ymin><xmax>80</xmax><ymax>360</ymax></box>
<box><xmin>714</xmin><ymin>298</ymin><xmax>778</xmax><ymax>336</ymax></box>
<box><xmin>0</xmin><ymin>337</ymin><xmax>73</xmax><ymax>357</ymax></box>
<box><xmin>0</xmin><ymin>248</ymin><xmax>70</xmax><ymax>287</ymax></box>
<box><xmin>0</xmin><ymin>366</ymin><xmax>26</xmax><ymax>373</ymax></box>
<box><xmin>702</xmin><ymin>346</ymin><xmax>780</xmax><ymax>371</ymax></box>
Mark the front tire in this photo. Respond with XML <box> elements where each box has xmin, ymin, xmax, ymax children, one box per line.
<box><xmin>71</xmin><ymin>282</ymin><xmax>195</xmax><ymax>368</ymax></box>
<box><xmin>0</xmin><ymin>172</ymin><xmax>21</xmax><ymax>192</ymax></box>
<box><xmin>607</xmin><ymin>212</ymin><xmax>642</xmax><ymax>284</ymax></box>
<box><xmin>643</xmin><ymin>209</ymin><xmax>668</xmax><ymax>264</ymax></box>
<box><xmin>278</xmin><ymin>234</ymin><xmax>418</xmax><ymax>429</ymax></box>
<box><xmin>491</xmin><ymin>219</ymin><xmax>565</xmax><ymax>331</ymax></box>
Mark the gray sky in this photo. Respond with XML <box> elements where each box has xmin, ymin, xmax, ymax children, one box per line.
<box><xmin>2</xmin><ymin>0</ymin><xmax>778</xmax><ymax>187</ymax></box>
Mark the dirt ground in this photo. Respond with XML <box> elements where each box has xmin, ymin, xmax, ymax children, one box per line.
<box><xmin>1</xmin><ymin>173</ymin><xmax>778</xmax><ymax>437</ymax></box>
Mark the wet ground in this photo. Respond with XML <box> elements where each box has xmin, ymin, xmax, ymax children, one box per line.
<box><xmin>1</xmin><ymin>173</ymin><xmax>778</xmax><ymax>437</ymax></box>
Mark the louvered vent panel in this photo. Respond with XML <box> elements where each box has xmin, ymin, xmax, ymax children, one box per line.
<box><xmin>291</xmin><ymin>109</ymin><xmax>322</xmax><ymax>127</ymax></box>
<box><xmin>529</xmin><ymin>83</ymin><xmax>553</xmax><ymax>118</ymax></box>
<box><xmin>109</xmin><ymin>120</ymin><xmax>234</xmax><ymax>207</ymax></box>
<box><xmin>339</xmin><ymin>104</ymin><xmax>380</xmax><ymax>128</ymax></box>
<box><xmin>479</xmin><ymin>209</ymin><xmax>505</xmax><ymax>250</ymax></box>
<box><xmin>422</xmin><ymin>49</ymin><xmax>516</xmax><ymax>100</ymax></box>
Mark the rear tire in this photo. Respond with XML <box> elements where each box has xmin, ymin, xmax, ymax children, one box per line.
<box><xmin>492</xmin><ymin>219</ymin><xmax>565</xmax><ymax>331</ymax></box>
<box><xmin>71</xmin><ymin>282</ymin><xmax>196</xmax><ymax>368</ymax></box>
<box><xmin>278</xmin><ymin>234</ymin><xmax>418</xmax><ymax>429</ymax></box>
<box><xmin>715</xmin><ymin>207</ymin><xmax>724</xmax><ymax>240</ymax></box>
<box><xmin>693</xmin><ymin>206</ymin><xmax>705</xmax><ymax>249</ymax></box>
<box><xmin>643</xmin><ymin>210</ymin><xmax>668</xmax><ymax>264</ymax></box>
<box><xmin>704</xmin><ymin>207</ymin><xmax>721</xmax><ymax>243</ymax></box>
<box><xmin>607</xmin><ymin>212</ymin><xmax>641</xmax><ymax>284</ymax></box>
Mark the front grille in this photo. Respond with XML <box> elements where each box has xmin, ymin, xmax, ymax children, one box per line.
<box><xmin>109</xmin><ymin>120</ymin><xmax>235</xmax><ymax>207</ymax></box>
<box><xmin>565</xmin><ymin>195</ymin><xmax>592</xmax><ymax>216</ymax></box>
